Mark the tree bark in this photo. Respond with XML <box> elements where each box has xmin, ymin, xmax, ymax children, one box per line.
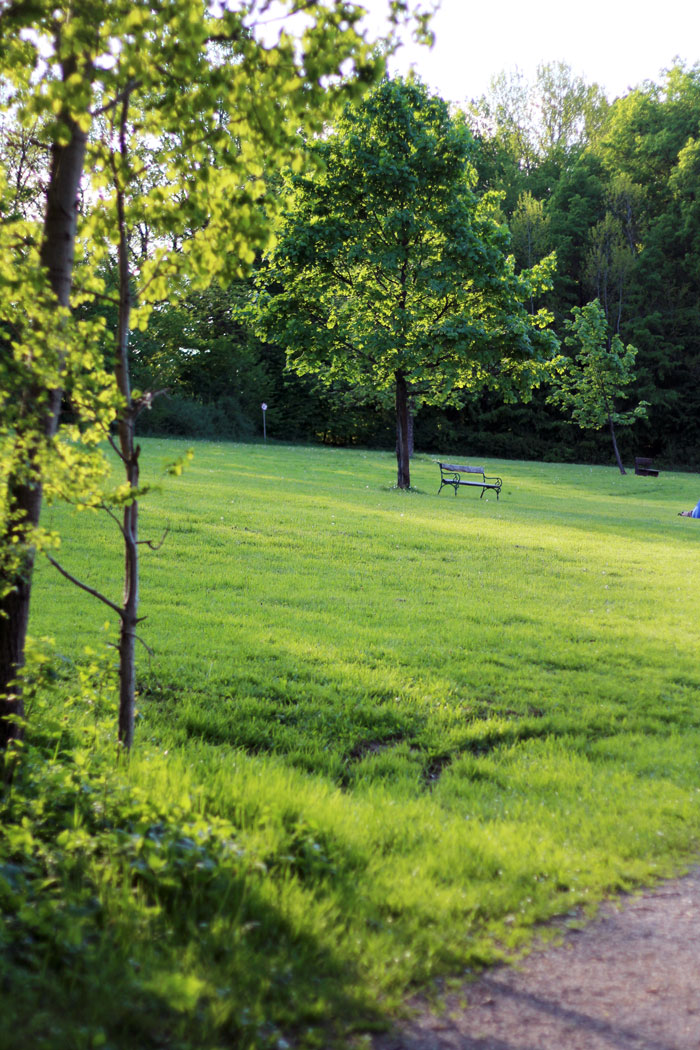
<box><xmin>118</xmin><ymin>478</ymin><xmax>139</xmax><ymax>751</ymax></box>
<box><xmin>0</xmin><ymin>115</ymin><xmax>88</xmax><ymax>748</ymax></box>
<box><xmin>609</xmin><ymin>415</ymin><xmax>626</xmax><ymax>474</ymax></box>
<box><xmin>114</xmin><ymin>95</ymin><xmax>139</xmax><ymax>750</ymax></box>
<box><xmin>407</xmin><ymin>403</ymin><xmax>414</xmax><ymax>459</ymax></box>
<box><xmin>395</xmin><ymin>370</ymin><xmax>411</xmax><ymax>489</ymax></box>
<box><xmin>0</xmin><ymin>543</ymin><xmax>34</xmax><ymax>749</ymax></box>
<box><xmin>395</xmin><ymin>398</ymin><xmax>415</xmax><ymax>460</ymax></box>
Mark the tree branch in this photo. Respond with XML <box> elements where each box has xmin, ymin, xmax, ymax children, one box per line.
<box><xmin>134</xmin><ymin>633</ymin><xmax>154</xmax><ymax>657</ymax></box>
<box><xmin>90</xmin><ymin>80</ymin><xmax>140</xmax><ymax>119</ymax></box>
<box><xmin>433</xmin><ymin>296</ymin><xmax>456</xmax><ymax>324</ymax></box>
<box><xmin>132</xmin><ymin>388</ymin><xmax>169</xmax><ymax>419</ymax></box>
<box><xmin>71</xmin><ymin>285</ymin><xmax>120</xmax><ymax>307</ymax></box>
<box><xmin>99</xmin><ymin>502</ymin><xmax>127</xmax><ymax>537</ymax></box>
<box><xmin>328</xmin><ymin>266</ymin><xmax>353</xmax><ymax>289</ymax></box>
<box><xmin>137</xmin><ymin>528</ymin><xmax>169</xmax><ymax>551</ymax></box>
<box><xmin>46</xmin><ymin>554</ymin><xmax>124</xmax><ymax>619</ymax></box>
<box><xmin>107</xmin><ymin>430</ymin><xmax>128</xmax><ymax>464</ymax></box>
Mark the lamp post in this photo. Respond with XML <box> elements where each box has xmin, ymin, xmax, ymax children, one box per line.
<box><xmin>261</xmin><ymin>402</ymin><xmax>267</xmax><ymax>444</ymax></box>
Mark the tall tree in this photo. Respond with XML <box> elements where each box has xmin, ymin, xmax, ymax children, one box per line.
<box><xmin>468</xmin><ymin>62</ymin><xmax>608</xmax><ymax>202</ymax></box>
<box><xmin>547</xmin><ymin>299</ymin><xmax>648</xmax><ymax>473</ymax></box>
<box><xmin>0</xmin><ymin>164</ymin><xmax>118</xmax><ymax>752</ymax></box>
<box><xmin>535</xmin><ymin>61</ymin><xmax>608</xmax><ymax>163</ymax></box>
<box><xmin>591</xmin><ymin>62</ymin><xmax>700</xmax><ymax>461</ymax></box>
<box><xmin>509</xmin><ymin>191</ymin><xmax>550</xmax><ymax>305</ymax></box>
<box><xmin>545</xmin><ymin>152</ymin><xmax>606</xmax><ymax>313</ymax></box>
<box><xmin>0</xmin><ymin>0</ymin><xmax>429</xmax><ymax>748</ymax></box>
<box><xmin>470</xmin><ymin>67</ymin><xmax>539</xmax><ymax>179</ymax></box>
<box><xmin>253</xmin><ymin>77</ymin><xmax>557</xmax><ymax>489</ymax></box>
<box><xmin>584</xmin><ymin>176</ymin><xmax>644</xmax><ymax>334</ymax></box>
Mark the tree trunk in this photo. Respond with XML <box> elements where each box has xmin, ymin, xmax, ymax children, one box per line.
<box><xmin>0</xmin><ymin>542</ymin><xmax>34</xmax><ymax>749</ymax></box>
<box><xmin>395</xmin><ymin>398</ymin><xmax>415</xmax><ymax>460</ymax></box>
<box><xmin>395</xmin><ymin>370</ymin><xmax>411</xmax><ymax>489</ymax></box>
<box><xmin>114</xmin><ymin>97</ymin><xmax>138</xmax><ymax>750</ymax></box>
<box><xmin>609</xmin><ymin>415</ymin><xmax>626</xmax><ymax>474</ymax></box>
<box><xmin>407</xmin><ymin>398</ymin><xmax>415</xmax><ymax>459</ymax></box>
<box><xmin>0</xmin><ymin>116</ymin><xmax>88</xmax><ymax>748</ymax></box>
<box><xmin>118</xmin><ymin>487</ymin><xmax>139</xmax><ymax>751</ymax></box>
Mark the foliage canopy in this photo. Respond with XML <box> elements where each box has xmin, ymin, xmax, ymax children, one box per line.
<box><xmin>254</xmin><ymin>77</ymin><xmax>558</xmax><ymax>487</ymax></box>
<box><xmin>0</xmin><ymin>0</ymin><xmax>431</xmax><ymax>745</ymax></box>
<box><xmin>548</xmin><ymin>299</ymin><xmax>648</xmax><ymax>473</ymax></box>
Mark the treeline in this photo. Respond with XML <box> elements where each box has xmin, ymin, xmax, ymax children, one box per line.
<box><xmin>127</xmin><ymin>62</ymin><xmax>700</xmax><ymax>468</ymax></box>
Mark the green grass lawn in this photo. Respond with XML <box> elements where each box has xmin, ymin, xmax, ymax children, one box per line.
<box><xmin>6</xmin><ymin>438</ymin><xmax>700</xmax><ymax>1048</ymax></box>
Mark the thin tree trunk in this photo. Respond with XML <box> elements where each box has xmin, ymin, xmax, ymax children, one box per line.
<box><xmin>114</xmin><ymin>97</ymin><xmax>139</xmax><ymax>750</ymax></box>
<box><xmin>395</xmin><ymin>370</ymin><xmax>411</xmax><ymax>489</ymax></box>
<box><xmin>0</xmin><ymin>114</ymin><xmax>88</xmax><ymax>749</ymax></box>
<box><xmin>527</xmin><ymin>216</ymin><xmax>535</xmax><ymax>314</ymax></box>
<box><xmin>118</xmin><ymin>485</ymin><xmax>139</xmax><ymax>750</ymax></box>
<box><xmin>616</xmin><ymin>280</ymin><xmax>624</xmax><ymax>336</ymax></box>
<box><xmin>609</xmin><ymin>415</ymin><xmax>626</xmax><ymax>474</ymax></box>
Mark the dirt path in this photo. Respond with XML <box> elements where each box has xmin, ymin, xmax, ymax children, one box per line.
<box><xmin>374</xmin><ymin>866</ymin><xmax>700</xmax><ymax>1050</ymax></box>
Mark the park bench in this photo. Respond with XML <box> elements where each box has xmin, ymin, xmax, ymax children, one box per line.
<box><xmin>635</xmin><ymin>457</ymin><xmax>659</xmax><ymax>477</ymax></box>
<box><xmin>437</xmin><ymin>462</ymin><xmax>502</xmax><ymax>499</ymax></box>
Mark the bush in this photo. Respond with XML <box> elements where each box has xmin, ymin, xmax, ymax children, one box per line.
<box><xmin>137</xmin><ymin>395</ymin><xmax>257</xmax><ymax>441</ymax></box>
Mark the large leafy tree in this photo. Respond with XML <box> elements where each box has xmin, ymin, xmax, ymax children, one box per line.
<box><xmin>0</xmin><ymin>0</ymin><xmax>430</xmax><ymax>749</ymax></box>
<box><xmin>254</xmin><ymin>77</ymin><xmax>558</xmax><ymax>489</ymax></box>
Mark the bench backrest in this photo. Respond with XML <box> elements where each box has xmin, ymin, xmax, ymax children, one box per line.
<box><xmin>635</xmin><ymin>457</ymin><xmax>654</xmax><ymax>468</ymax></box>
<box><xmin>440</xmin><ymin>463</ymin><xmax>485</xmax><ymax>474</ymax></box>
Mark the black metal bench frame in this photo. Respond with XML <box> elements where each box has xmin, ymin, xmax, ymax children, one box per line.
<box><xmin>437</xmin><ymin>462</ymin><xmax>502</xmax><ymax>499</ymax></box>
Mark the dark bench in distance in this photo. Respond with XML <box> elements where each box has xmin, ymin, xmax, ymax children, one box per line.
<box><xmin>437</xmin><ymin>462</ymin><xmax>502</xmax><ymax>499</ymax></box>
<box><xmin>635</xmin><ymin>457</ymin><xmax>659</xmax><ymax>477</ymax></box>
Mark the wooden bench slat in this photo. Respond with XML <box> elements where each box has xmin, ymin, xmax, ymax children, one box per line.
<box><xmin>441</xmin><ymin>464</ymin><xmax>485</xmax><ymax>473</ymax></box>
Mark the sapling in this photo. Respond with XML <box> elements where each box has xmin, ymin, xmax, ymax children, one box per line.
<box><xmin>547</xmin><ymin>299</ymin><xmax>648</xmax><ymax>473</ymax></box>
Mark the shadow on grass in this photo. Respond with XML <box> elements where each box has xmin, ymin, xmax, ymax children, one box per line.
<box><xmin>1</xmin><ymin>750</ymin><xmax>387</xmax><ymax>1050</ymax></box>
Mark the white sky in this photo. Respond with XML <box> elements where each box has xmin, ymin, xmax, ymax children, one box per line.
<box><xmin>366</xmin><ymin>0</ymin><xmax>700</xmax><ymax>103</ymax></box>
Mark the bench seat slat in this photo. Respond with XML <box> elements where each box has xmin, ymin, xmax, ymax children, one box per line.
<box><xmin>441</xmin><ymin>463</ymin><xmax>485</xmax><ymax>473</ymax></box>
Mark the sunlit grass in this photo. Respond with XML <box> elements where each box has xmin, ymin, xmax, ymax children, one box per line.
<box><xmin>14</xmin><ymin>438</ymin><xmax>700</xmax><ymax>1047</ymax></box>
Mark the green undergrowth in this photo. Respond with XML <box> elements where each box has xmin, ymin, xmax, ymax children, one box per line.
<box><xmin>4</xmin><ymin>439</ymin><xmax>700</xmax><ymax>1048</ymax></box>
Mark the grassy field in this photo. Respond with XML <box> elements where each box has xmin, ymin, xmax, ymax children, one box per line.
<box><xmin>5</xmin><ymin>438</ymin><xmax>700</xmax><ymax>1048</ymax></box>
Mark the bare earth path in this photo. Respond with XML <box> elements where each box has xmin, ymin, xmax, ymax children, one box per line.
<box><xmin>373</xmin><ymin>866</ymin><xmax>700</xmax><ymax>1050</ymax></box>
